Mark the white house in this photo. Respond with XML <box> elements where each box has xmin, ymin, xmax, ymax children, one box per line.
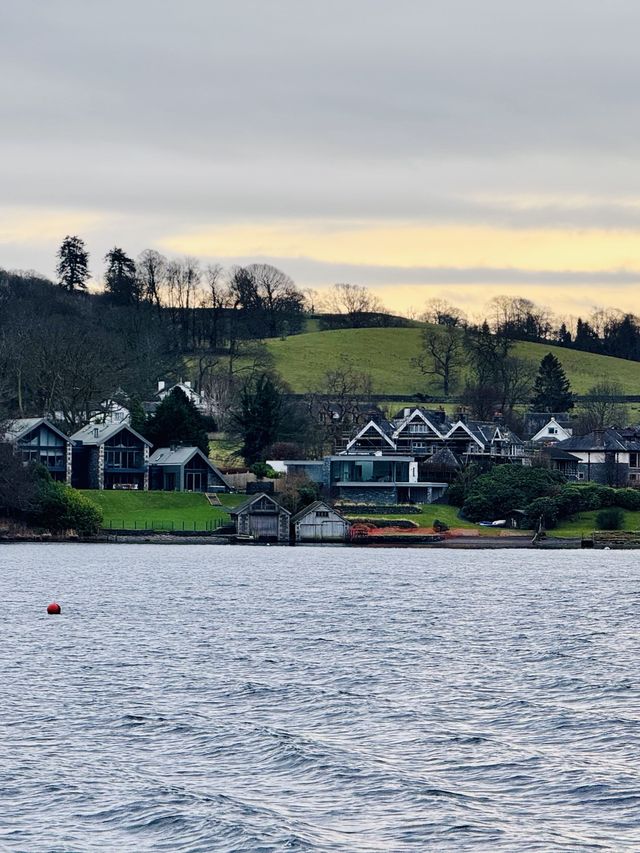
<box><xmin>530</xmin><ymin>417</ymin><xmax>573</xmax><ymax>444</ymax></box>
<box><xmin>156</xmin><ymin>380</ymin><xmax>207</xmax><ymax>413</ymax></box>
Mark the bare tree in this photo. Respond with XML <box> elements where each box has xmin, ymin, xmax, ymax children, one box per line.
<box><xmin>412</xmin><ymin>325</ymin><xmax>465</xmax><ymax>396</ymax></box>
<box><xmin>306</xmin><ymin>358</ymin><xmax>374</xmax><ymax>451</ymax></box>
<box><xmin>421</xmin><ymin>298</ymin><xmax>467</xmax><ymax>327</ymax></box>
<box><xmin>576</xmin><ymin>380</ymin><xmax>628</xmax><ymax>431</ymax></box>
<box><xmin>136</xmin><ymin>249</ymin><xmax>167</xmax><ymax>312</ymax></box>
<box><xmin>322</xmin><ymin>283</ymin><xmax>384</xmax><ymax>322</ymax></box>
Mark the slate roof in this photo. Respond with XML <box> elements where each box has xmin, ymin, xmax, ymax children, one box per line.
<box><xmin>229</xmin><ymin>492</ymin><xmax>291</xmax><ymax>516</ymax></box>
<box><xmin>424</xmin><ymin>447</ymin><xmax>461</xmax><ymax>468</ymax></box>
<box><xmin>71</xmin><ymin>421</ymin><xmax>152</xmax><ymax>446</ymax></box>
<box><xmin>149</xmin><ymin>446</ymin><xmax>231</xmax><ymax>487</ymax></box>
<box><xmin>1</xmin><ymin>418</ymin><xmax>70</xmax><ymax>444</ymax></box>
<box><xmin>149</xmin><ymin>446</ymin><xmax>204</xmax><ymax>465</ymax></box>
<box><xmin>291</xmin><ymin>500</ymin><xmax>349</xmax><ymax>524</ymax></box>
<box><xmin>556</xmin><ymin>428</ymin><xmax>628</xmax><ymax>452</ymax></box>
<box><xmin>542</xmin><ymin>446</ymin><xmax>581</xmax><ymax>461</ymax></box>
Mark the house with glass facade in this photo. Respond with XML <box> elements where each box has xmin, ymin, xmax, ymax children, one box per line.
<box><xmin>2</xmin><ymin>418</ymin><xmax>72</xmax><ymax>483</ymax></box>
<box><xmin>71</xmin><ymin>422</ymin><xmax>152</xmax><ymax>490</ymax></box>
<box><xmin>148</xmin><ymin>446</ymin><xmax>230</xmax><ymax>492</ymax></box>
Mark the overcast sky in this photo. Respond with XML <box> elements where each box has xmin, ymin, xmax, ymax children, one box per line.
<box><xmin>3</xmin><ymin>0</ymin><xmax>640</xmax><ymax>316</ymax></box>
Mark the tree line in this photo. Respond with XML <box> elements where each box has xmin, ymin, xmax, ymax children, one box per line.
<box><xmin>421</xmin><ymin>295</ymin><xmax>640</xmax><ymax>363</ymax></box>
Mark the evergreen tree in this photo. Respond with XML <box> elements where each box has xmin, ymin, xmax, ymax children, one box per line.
<box><xmin>56</xmin><ymin>235</ymin><xmax>90</xmax><ymax>292</ymax></box>
<box><xmin>531</xmin><ymin>352</ymin><xmax>574</xmax><ymax>411</ymax></box>
<box><xmin>144</xmin><ymin>388</ymin><xmax>210</xmax><ymax>454</ymax></box>
<box><xmin>232</xmin><ymin>373</ymin><xmax>283</xmax><ymax>465</ymax></box>
<box><xmin>104</xmin><ymin>247</ymin><xmax>140</xmax><ymax>305</ymax></box>
<box><xmin>127</xmin><ymin>395</ymin><xmax>147</xmax><ymax>434</ymax></box>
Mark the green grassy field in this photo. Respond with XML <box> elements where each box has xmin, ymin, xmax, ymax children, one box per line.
<box><xmin>344</xmin><ymin>503</ymin><xmax>481</xmax><ymax>530</ymax></box>
<box><xmin>550</xmin><ymin>509</ymin><xmax>640</xmax><ymax>538</ymax></box>
<box><xmin>262</xmin><ymin>327</ymin><xmax>640</xmax><ymax>396</ymax></box>
<box><xmin>80</xmin><ymin>491</ymin><xmax>245</xmax><ymax>530</ymax></box>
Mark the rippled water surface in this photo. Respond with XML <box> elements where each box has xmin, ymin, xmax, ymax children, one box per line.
<box><xmin>2</xmin><ymin>545</ymin><xmax>640</xmax><ymax>851</ymax></box>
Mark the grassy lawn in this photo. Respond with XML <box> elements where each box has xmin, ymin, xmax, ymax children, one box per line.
<box><xmin>343</xmin><ymin>503</ymin><xmax>481</xmax><ymax>530</ymax></box>
<box><xmin>550</xmin><ymin>509</ymin><xmax>640</xmax><ymax>538</ymax></box>
<box><xmin>257</xmin><ymin>326</ymin><xmax>640</xmax><ymax>397</ymax></box>
<box><xmin>80</xmin><ymin>490</ymin><xmax>245</xmax><ymax>530</ymax></box>
<box><xmin>209</xmin><ymin>433</ymin><xmax>243</xmax><ymax>467</ymax></box>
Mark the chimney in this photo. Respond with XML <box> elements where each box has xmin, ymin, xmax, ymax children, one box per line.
<box><xmin>455</xmin><ymin>408</ymin><xmax>466</xmax><ymax>424</ymax></box>
<box><xmin>157</xmin><ymin>380</ymin><xmax>165</xmax><ymax>392</ymax></box>
<box><xmin>184</xmin><ymin>380</ymin><xmax>192</xmax><ymax>389</ymax></box>
<box><xmin>403</xmin><ymin>407</ymin><xmax>411</xmax><ymax>418</ymax></box>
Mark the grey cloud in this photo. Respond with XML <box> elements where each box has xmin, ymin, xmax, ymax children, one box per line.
<box><xmin>3</xmin><ymin>1</ymin><xmax>640</xmax><ymax>275</ymax></box>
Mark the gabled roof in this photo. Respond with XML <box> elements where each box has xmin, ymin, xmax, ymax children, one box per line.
<box><xmin>149</xmin><ymin>446</ymin><xmax>231</xmax><ymax>487</ymax></box>
<box><xmin>556</xmin><ymin>428</ymin><xmax>628</xmax><ymax>452</ymax></box>
<box><xmin>542</xmin><ymin>446</ymin><xmax>581</xmax><ymax>461</ymax></box>
<box><xmin>445</xmin><ymin>420</ymin><xmax>487</xmax><ymax>447</ymax></box>
<box><xmin>229</xmin><ymin>492</ymin><xmax>291</xmax><ymax>516</ymax></box>
<box><xmin>291</xmin><ymin>500</ymin><xmax>349</xmax><ymax>524</ymax></box>
<box><xmin>346</xmin><ymin>418</ymin><xmax>396</xmax><ymax>451</ymax></box>
<box><xmin>2</xmin><ymin>417</ymin><xmax>70</xmax><ymax>444</ymax></box>
<box><xmin>424</xmin><ymin>447</ymin><xmax>461</xmax><ymax>468</ymax></box>
<box><xmin>156</xmin><ymin>381</ymin><xmax>203</xmax><ymax>401</ymax></box>
<box><xmin>71</xmin><ymin>421</ymin><xmax>152</xmax><ymax>447</ymax></box>
<box><xmin>392</xmin><ymin>408</ymin><xmax>446</xmax><ymax>439</ymax></box>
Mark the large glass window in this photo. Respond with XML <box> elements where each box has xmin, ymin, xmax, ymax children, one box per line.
<box><xmin>105</xmin><ymin>450</ymin><xmax>142</xmax><ymax>468</ymax></box>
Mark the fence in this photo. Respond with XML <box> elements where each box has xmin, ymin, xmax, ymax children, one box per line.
<box><xmin>103</xmin><ymin>517</ymin><xmax>228</xmax><ymax>532</ymax></box>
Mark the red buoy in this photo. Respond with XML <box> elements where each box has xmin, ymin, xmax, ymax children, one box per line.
<box><xmin>47</xmin><ymin>602</ymin><xmax>61</xmax><ymax>615</ymax></box>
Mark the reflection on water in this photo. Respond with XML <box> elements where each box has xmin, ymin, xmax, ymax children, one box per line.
<box><xmin>1</xmin><ymin>545</ymin><xmax>639</xmax><ymax>851</ymax></box>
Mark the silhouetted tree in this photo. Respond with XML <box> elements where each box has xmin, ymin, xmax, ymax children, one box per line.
<box><xmin>231</xmin><ymin>373</ymin><xmax>283</xmax><ymax>464</ymax></box>
<box><xmin>56</xmin><ymin>235</ymin><xmax>90</xmax><ymax>292</ymax></box>
<box><xmin>531</xmin><ymin>353</ymin><xmax>574</xmax><ymax>411</ymax></box>
<box><xmin>104</xmin><ymin>247</ymin><xmax>139</xmax><ymax>305</ymax></box>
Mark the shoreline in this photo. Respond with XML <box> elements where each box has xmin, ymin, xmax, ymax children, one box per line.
<box><xmin>0</xmin><ymin>533</ymin><xmax>615</xmax><ymax>548</ymax></box>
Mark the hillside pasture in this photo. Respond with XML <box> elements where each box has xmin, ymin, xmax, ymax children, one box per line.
<box><xmin>263</xmin><ymin>327</ymin><xmax>640</xmax><ymax>397</ymax></box>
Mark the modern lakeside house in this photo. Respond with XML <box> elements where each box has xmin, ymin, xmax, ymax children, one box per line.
<box><xmin>148</xmin><ymin>446</ymin><xmax>230</xmax><ymax>492</ymax></box>
<box><xmin>2</xmin><ymin>418</ymin><xmax>72</xmax><ymax>483</ymax></box>
<box><xmin>70</xmin><ymin>422</ymin><xmax>152</xmax><ymax>490</ymax></box>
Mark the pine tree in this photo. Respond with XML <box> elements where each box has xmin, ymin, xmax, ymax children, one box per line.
<box><xmin>531</xmin><ymin>353</ymin><xmax>574</xmax><ymax>411</ymax></box>
<box><xmin>56</xmin><ymin>235</ymin><xmax>90</xmax><ymax>292</ymax></box>
<box><xmin>104</xmin><ymin>247</ymin><xmax>140</xmax><ymax>305</ymax></box>
<box><xmin>232</xmin><ymin>373</ymin><xmax>283</xmax><ymax>465</ymax></box>
<box><xmin>127</xmin><ymin>396</ymin><xmax>147</xmax><ymax>434</ymax></box>
<box><xmin>144</xmin><ymin>388</ymin><xmax>210</xmax><ymax>454</ymax></box>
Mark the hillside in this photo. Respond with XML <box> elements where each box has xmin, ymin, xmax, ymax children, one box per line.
<box><xmin>265</xmin><ymin>327</ymin><xmax>640</xmax><ymax>396</ymax></box>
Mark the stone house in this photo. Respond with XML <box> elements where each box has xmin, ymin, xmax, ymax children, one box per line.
<box><xmin>71</xmin><ymin>422</ymin><xmax>152</xmax><ymax>490</ymax></box>
<box><xmin>2</xmin><ymin>418</ymin><xmax>72</xmax><ymax>483</ymax></box>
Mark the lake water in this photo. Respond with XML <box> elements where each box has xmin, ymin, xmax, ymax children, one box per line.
<box><xmin>1</xmin><ymin>545</ymin><xmax>639</xmax><ymax>852</ymax></box>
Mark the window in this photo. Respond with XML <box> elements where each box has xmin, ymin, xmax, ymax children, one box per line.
<box><xmin>577</xmin><ymin>472</ymin><xmax>585</xmax><ymax>480</ymax></box>
<box><xmin>630</xmin><ymin>453</ymin><xmax>639</xmax><ymax>468</ymax></box>
<box><xmin>631</xmin><ymin>473</ymin><xmax>638</xmax><ymax>482</ymax></box>
<box><xmin>548</xmin><ymin>427</ymin><xmax>557</xmax><ymax>434</ymax></box>
<box><xmin>316</xmin><ymin>511</ymin><xmax>329</xmax><ymax>518</ymax></box>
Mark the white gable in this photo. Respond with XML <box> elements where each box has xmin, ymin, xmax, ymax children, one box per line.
<box><xmin>445</xmin><ymin>421</ymin><xmax>485</xmax><ymax>448</ymax></box>
<box><xmin>531</xmin><ymin>418</ymin><xmax>572</xmax><ymax>443</ymax></box>
<box><xmin>393</xmin><ymin>409</ymin><xmax>444</xmax><ymax>439</ymax></box>
<box><xmin>346</xmin><ymin>420</ymin><xmax>396</xmax><ymax>451</ymax></box>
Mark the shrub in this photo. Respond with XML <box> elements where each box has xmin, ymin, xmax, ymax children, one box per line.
<box><xmin>461</xmin><ymin>465</ymin><xmax>564</xmax><ymax>521</ymax></box>
<box><xmin>33</xmin><ymin>482</ymin><xmax>103</xmax><ymax>535</ymax></box>
<box><xmin>596</xmin><ymin>507</ymin><xmax>624</xmax><ymax>530</ymax></box>
<box><xmin>433</xmin><ymin>519</ymin><xmax>450</xmax><ymax>532</ymax></box>
<box><xmin>524</xmin><ymin>497</ymin><xmax>560</xmax><ymax>529</ymax></box>
<box><xmin>250</xmin><ymin>462</ymin><xmax>279</xmax><ymax>480</ymax></box>
<box><xmin>445</xmin><ymin>482</ymin><xmax>465</xmax><ymax>507</ymax></box>
<box><xmin>615</xmin><ymin>488</ymin><xmax>640</xmax><ymax>511</ymax></box>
